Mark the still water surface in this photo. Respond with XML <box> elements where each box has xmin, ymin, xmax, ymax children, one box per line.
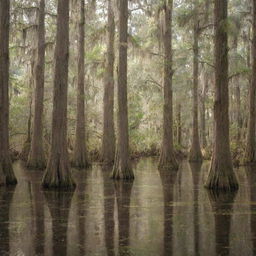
<box><xmin>0</xmin><ymin>158</ymin><xmax>255</xmax><ymax>256</ymax></box>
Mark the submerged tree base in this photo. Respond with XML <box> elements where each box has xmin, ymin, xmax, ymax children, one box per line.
<box><xmin>205</xmin><ymin>161</ymin><xmax>239</xmax><ymax>192</ymax></box>
<box><xmin>1</xmin><ymin>157</ymin><xmax>17</xmax><ymax>185</ymax></box>
<box><xmin>158</xmin><ymin>150</ymin><xmax>179</xmax><ymax>171</ymax></box>
<box><xmin>71</xmin><ymin>155</ymin><xmax>91</xmax><ymax>169</ymax></box>
<box><xmin>19</xmin><ymin>142</ymin><xmax>31</xmax><ymax>162</ymax></box>
<box><xmin>111</xmin><ymin>152</ymin><xmax>134</xmax><ymax>180</ymax></box>
<box><xmin>27</xmin><ymin>156</ymin><xmax>46</xmax><ymax>170</ymax></box>
<box><xmin>42</xmin><ymin>158</ymin><xmax>76</xmax><ymax>190</ymax></box>
<box><xmin>243</xmin><ymin>150</ymin><xmax>256</xmax><ymax>165</ymax></box>
<box><xmin>188</xmin><ymin>148</ymin><xmax>203</xmax><ymax>163</ymax></box>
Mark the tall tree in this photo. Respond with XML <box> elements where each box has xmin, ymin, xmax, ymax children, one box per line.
<box><xmin>199</xmin><ymin>71</ymin><xmax>209</xmax><ymax>149</ymax></box>
<box><xmin>42</xmin><ymin>0</ymin><xmax>75</xmax><ymax>190</ymax></box>
<box><xmin>244</xmin><ymin>0</ymin><xmax>256</xmax><ymax>164</ymax></box>
<box><xmin>158</xmin><ymin>0</ymin><xmax>178</xmax><ymax>171</ymax></box>
<box><xmin>111</xmin><ymin>0</ymin><xmax>134</xmax><ymax>179</ymax></box>
<box><xmin>0</xmin><ymin>0</ymin><xmax>17</xmax><ymax>185</ymax></box>
<box><xmin>72</xmin><ymin>0</ymin><xmax>90</xmax><ymax>169</ymax></box>
<box><xmin>102</xmin><ymin>0</ymin><xmax>116</xmax><ymax>166</ymax></box>
<box><xmin>27</xmin><ymin>0</ymin><xmax>46</xmax><ymax>169</ymax></box>
<box><xmin>189</xmin><ymin>0</ymin><xmax>203</xmax><ymax>162</ymax></box>
<box><xmin>205</xmin><ymin>0</ymin><xmax>238</xmax><ymax>191</ymax></box>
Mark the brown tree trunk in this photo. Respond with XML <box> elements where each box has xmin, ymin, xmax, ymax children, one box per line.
<box><xmin>42</xmin><ymin>0</ymin><xmax>75</xmax><ymax>190</ymax></box>
<box><xmin>205</xmin><ymin>0</ymin><xmax>238</xmax><ymax>191</ymax></box>
<box><xmin>158</xmin><ymin>0</ymin><xmax>178</xmax><ymax>171</ymax></box>
<box><xmin>27</xmin><ymin>0</ymin><xmax>46</xmax><ymax>169</ymax></box>
<box><xmin>111</xmin><ymin>0</ymin><xmax>134</xmax><ymax>179</ymax></box>
<box><xmin>200</xmin><ymin>72</ymin><xmax>208</xmax><ymax>149</ymax></box>
<box><xmin>189</xmin><ymin>4</ymin><xmax>203</xmax><ymax>162</ymax></box>
<box><xmin>0</xmin><ymin>0</ymin><xmax>17</xmax><ymax>185</ymax></box>
<box><xmin>102</xmin><ymin>0</ymin><xmax>116</xmax><ymax>166</ymax></box>
<box><xmin>176</xmin><ymin>103</ymin><xmax>182</xmax><ymax>146</ymax></box>
<box><xmin>20</xmin><ymin>56</ymin><xmax>35</xmax><ymax>162</ymax></box>
<box><xmin>234</xmin><ymin>77</ymin><xmax>242</xmax><ymax>142</ymax></box>
<box><xmin>244</xmin><ymin>0</ymin><xmax>256</xmax><ymax>164</ymax></box>
<box><xmin>72</xmin><ymin>0</ymin><xmax>90</xmax><ymax>169</ymax></box>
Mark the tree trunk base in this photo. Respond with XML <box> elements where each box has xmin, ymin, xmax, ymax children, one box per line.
<box><xmin>1</xmin><ymin>157</ymin><xmax>17</xmax><ymax>185</ymax></box>
<box><xmin>19</xmin><ymin>141</ymin><xmax>31</xmax><ymax>162</ymax></box>
<box><xmin>111</xmin><ymin>152</ymin><xmax>134</xmax><ymax>180</ymax></box>
<box><xmin>42</xmin><ymin>158</ymin><xmax>76</xmax><ymax>190</ymax></box>
<box><xmin>71</xmin><ymin>154</ymin><xmax>91</xmax><ymax>169</ymax></box>
<box><xmin>158</xmin><ymin>150</ymin><xmax>179</xmax><ymax>171</ymax></box>
<box><xmin>0</xmin><ymin>165</ymin><xmax>6</xmax><ymax>186</ymax></box>
<box><xmin>27</xmin><ymin>154</ymin><xmax>46</xmax><ymax>170</ymax></box>
<box><xmin>205</xmin><ymin>160</ymin><xmax>239</xmax><ymax>192</ymax></box>
<box><xmin>189</xmin><ymin>147</ymin><xmax>203</xmax><ymax>163</ymax></box>
<box><xmin>243</xmin><ymin>150</ymin><xmax>256</xmax><ymax>165</ymax></box>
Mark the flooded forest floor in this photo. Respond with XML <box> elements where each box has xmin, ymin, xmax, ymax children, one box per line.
<box><xmin>0</xmin><ymin>157</ymin><xmax>255</xmax><ymax>256</ymax></box>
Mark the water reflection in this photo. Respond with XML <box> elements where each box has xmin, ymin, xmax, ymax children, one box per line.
<box><xmin>0</xmin><ymin>186</ymin><xmax>15</xmax><ymax>256</ymax></box>
<box><xmin>207</xmin><ymin>190</ymin><xmax>237</xmax><ymax>256</ymax></box>
<box><xmin>1</xmin><ymin>159</ymin><xmax>256</xmax><ymax>255</ymax></box>
<box><xmin>44</xmin><ymin>190</ymin><xmax>74</xmax><ymax>256</ymax></box>
<box><xmin>115</xmin><ymin>180</ymin><xmax>133</xmax><ymax>256</ymax></box>
<box><xmin>102</xmin><ymin>167</ymin><xmax>115</xmax><ymax>256</ymax></box>
<box><xmin>190</xmin><ymin>162</ymin><xmax>202</xmax><ymax>256</ymax></box>
<box><xmin>159</xmin><ymin>169</ymin><xmax>178</xmax><ymax>256</ymax></box>
<box><xmin>246</xmin><ymin>166</ymin><xmax>256</xmax><ymax>255</ymax></box>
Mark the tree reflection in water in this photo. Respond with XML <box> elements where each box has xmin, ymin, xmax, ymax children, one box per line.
<box><xmin>0</xmin><ymin>186</ymin><xmax>16</xmax><ymax>256</ymax></box>
<box><xmin>44</xmin><ymin>190</ymin><xmax>74</xmax><ymax>256</ymax></box>
<box><xmin>114</xmin><ymin>180</ymin><xmax>133</xmax><ymax>256</ymax></box>
<box><xmin>159</xmin><ymin>168</ymin><xmax>178</xmax><ymax>256</ymax></box>
<box><xmin>207</xmin><ymin>190</ymin><xmax>237</xmax><ymax>256</ymax></box>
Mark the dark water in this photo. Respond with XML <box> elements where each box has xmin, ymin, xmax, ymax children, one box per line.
<box><xmin>0</xmin><ymin>158</ymin><xmax>256</xmax><ymax>256</ymax></box>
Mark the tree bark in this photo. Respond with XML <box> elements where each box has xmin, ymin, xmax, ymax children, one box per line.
<box><xmin>176</xmin><ymin>103</ymin><xmax>182</xmax><ymax>146</ymax></box>
<box><xmin>234</xmin><ymin>77</ymin><xmax>242</xmax><ymax>142</ymax></box>
<box><xmin>158</xmin><ymin>0</ymin><xmax>178</xmax><ymax>171</ymax></box>
<box><xmin>102</xmin><ymin>0</ymin><xmax>116</xmax><ymax>166</ymax></box>
<box><xmin>205</xmin><ymin>0</ymin><xmax>238</xmax><ymax>191</ymax></box>
<box><xmin>244</xmin><ymin>0</ymin><xmax>256</xmax><ymax>164</ymax></box>
<box><xmin>189</xmin><ymin>2</ymin><xmax>203</xmax><ymax>162</ymax></box>
<box><xmin>72</xmin><ymin>0</ymin><xmax>90</xmax><ymax>169</ymax></box>
<box><xmin>111</xmin><ymin>0</ymin><xmax>134</xmax><ymax>179</ymax></box>
<box><xmin>27</xmin><ymin>0</ymin><xmax>46</xmax><ymax>169</ymax></box>
<box><xmin>0</xmin><ymin>0</ymin><xmax>17</xmax><ymax>185</ymax></box>
<box><xmin>42</xmin><ymin>0</ymin><xmax>75</xmax><ymax>190</ymax></box>
<box><xmin>200</xmin><ymin>71</ymin><xmax>208</xmax><ymax>149</ymax></box>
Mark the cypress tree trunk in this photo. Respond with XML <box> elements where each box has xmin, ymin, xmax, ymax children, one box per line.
<box><xmin>0</xmin><ymin>0</ymin><xmax>17</xmax><ymax>185</ymax></box>
<box><xmin>72</xmin><ymin>0</ymin><xmax>90</xmax><ymax>169</ymax></box>
<box><xmin>189</xmin><ymin>5</ymin><xmax>203</xmax><ymax>162</ymax></box>
<box><xmin>111</xmin><ymin>0</ymin><xmax>134</xmax><ymax>179</ymax></box>
<box><xmin>205</xmin><ymin>0</ymin><xmax>238</xmax><ymax>191</ymax></box>
<box><xmin>244</xmin><ymin>0</ymin><xmax>256</xmax><ymax>164</ymax></box>
<box><xmin>20</xmin><ymin>57</ymin><xmax>34</xmax><ymax>162</ymax></box>
<box><xmin>42</xmin><ymin>0</ymin><xmax>75</xmax><ymax>190</ymax></box>
<box><xmin>200</xmin><ymin>72</ymin><xmax>208</xmax><ymax>149</ymax></box>
<box><xmin>234</xmin><ymin>77</ymin><xmax>242</xmax><ymax>142</ymax></box>
<box><xmin>176</xmin><ymin>103</ymin><xmax>182</xmax><ymax>146</ymax></box>
<box><xmin>102</xmin><ymin>0</ymin><xmax>116</xmax><ymax>166</ymax></box>
<box><xmin>27</xmin><ymin>0</ymin><xmax>46</xmax><ymax>169</ymax></box>
<box><xmin>158</xmin><ymin>0</ymin><xmax>178</xmax><ymax>171</ymax></box>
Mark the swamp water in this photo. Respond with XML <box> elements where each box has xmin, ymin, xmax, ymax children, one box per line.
<box><xmin>0</xmin><ymin>158</ymin><xmax>255</xmax><ymax>256</ymax></box>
